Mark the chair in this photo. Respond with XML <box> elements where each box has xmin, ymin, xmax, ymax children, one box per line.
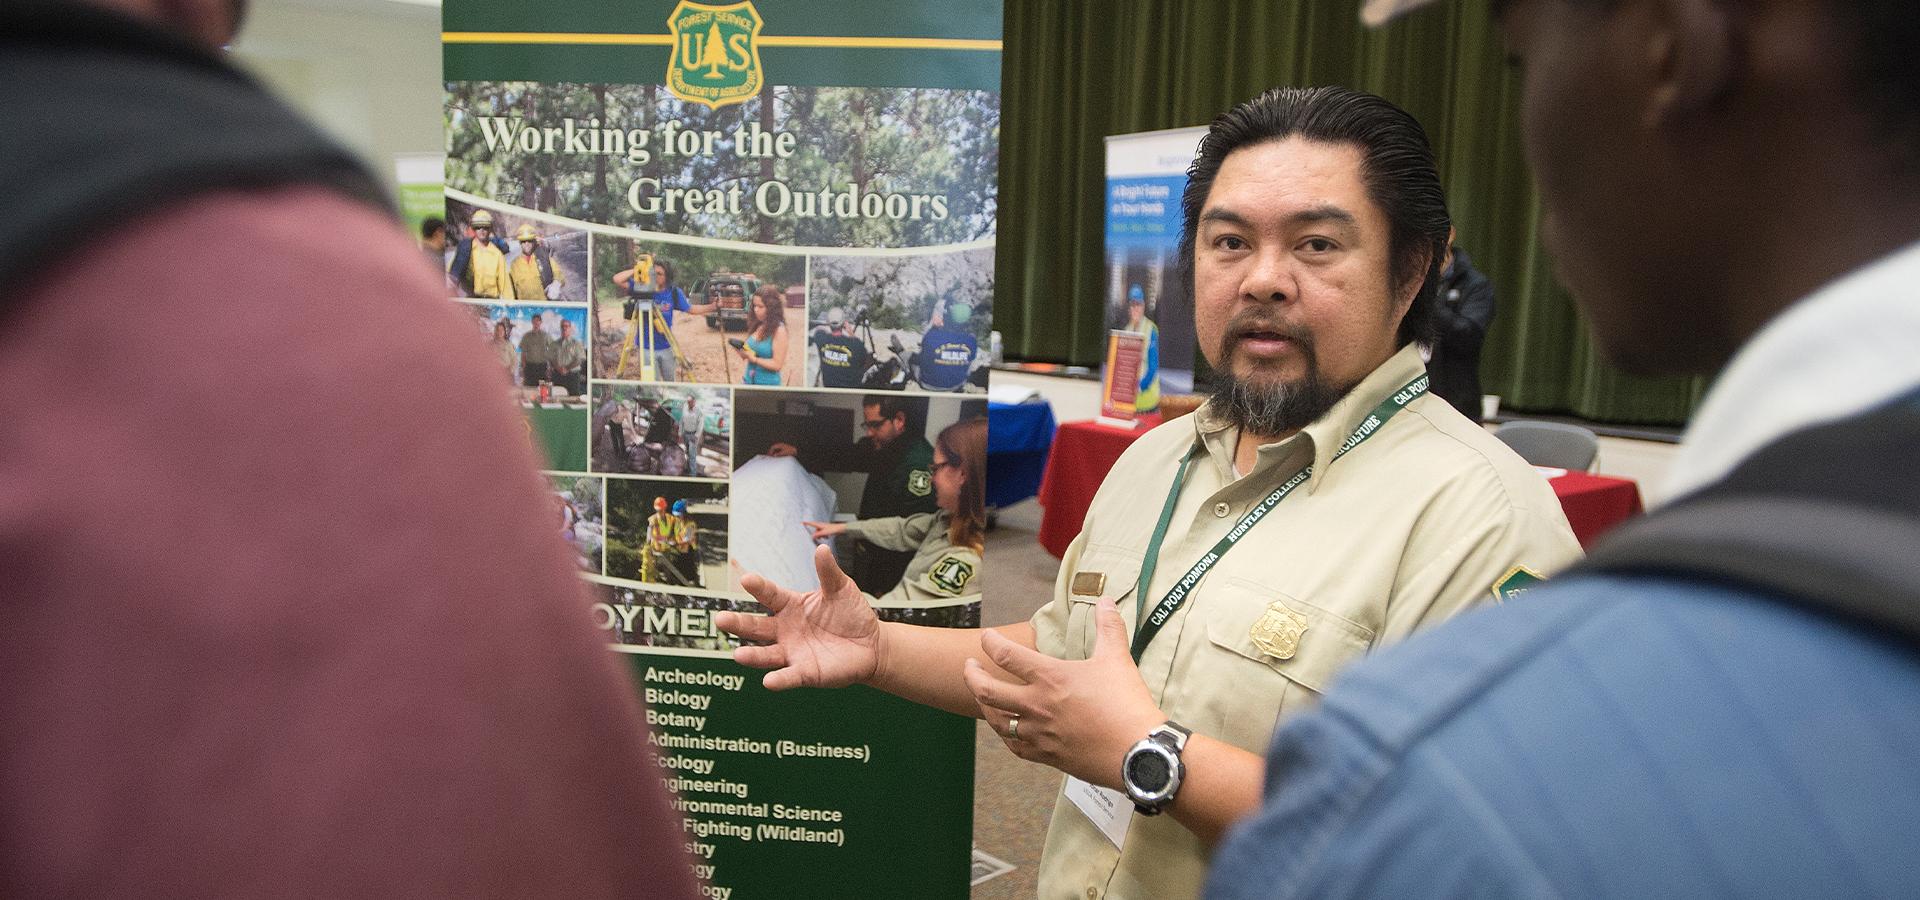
<box><xmin>1495</xmin><ymin>420</ymin><xmax>1600</xmax><ymax>472</ymax></box>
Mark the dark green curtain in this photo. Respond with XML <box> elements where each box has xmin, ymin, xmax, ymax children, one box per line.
<box><xmin>997</xmin><ymin>0</ymin><xmax>1706</xmax><ymax>425</ymax></box>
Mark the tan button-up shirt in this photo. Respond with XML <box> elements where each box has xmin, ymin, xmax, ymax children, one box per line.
<box><xmin>1030</xmin><ymin>344</ymin><xmax>1582</xmax><ymax>900</ymax></box>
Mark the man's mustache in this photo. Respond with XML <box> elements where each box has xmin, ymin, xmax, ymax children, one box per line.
<box><xmin>1222</xmin><ymin>312</ymin><xmax>1314</xmax><ymax>356</ymax></box>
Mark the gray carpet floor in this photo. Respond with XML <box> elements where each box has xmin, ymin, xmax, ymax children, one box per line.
<box><xmin>970</xmin><ymin>498</ymin><xmax>1064</xmax><ymax>899</ymax></box>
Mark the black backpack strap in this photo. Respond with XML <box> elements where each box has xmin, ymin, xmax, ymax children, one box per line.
<box><xmin>1573</xmin><ymin>389</ymin><xmax>1920</xmax><ymax>648</ymax></box>
<box><xmin>1578</xmin><ymin>495</ymin><xmax>1920</xmax><ymax>645</ymax></box>
<box><xmin>0</xmin><ymin>1</ymin><xmax>389</xmax><ymax>294</ymax></box>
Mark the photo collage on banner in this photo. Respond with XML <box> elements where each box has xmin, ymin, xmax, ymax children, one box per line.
<box><xmin>443</xmin><ymin>3</ymin><xmax>999</xmax><ymax>898</ymax></box>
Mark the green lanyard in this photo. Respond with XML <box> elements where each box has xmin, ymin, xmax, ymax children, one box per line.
<box><xmin>1128</xmin><ymin>374</ymin><xmax>1428</xmax><ymax>661</ymax></box>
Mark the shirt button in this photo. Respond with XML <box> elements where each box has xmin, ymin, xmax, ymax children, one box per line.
<box><xmin>1213</xmin><ymin>502</ymin><xmax>1231</xmax><ymax>518</ymax></box>
<box><xmin>1086</xmin><ymin>889</ymin><xmax>1099</xmax><ymax>900</ymax></box>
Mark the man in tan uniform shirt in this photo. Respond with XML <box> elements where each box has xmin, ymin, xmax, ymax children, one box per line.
<box><xmin>719</xmin><ymin>86</ymin><xmax>1579</xmax><ymax>900</ymax></box>
<box><xmin>1033</xmin><ymin>338</ymin><xmax>1578</xmax><ymax>900</ymax></box>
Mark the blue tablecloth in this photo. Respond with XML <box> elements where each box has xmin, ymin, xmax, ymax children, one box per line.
<box><xmin>986</xmin><ymin>400</ymin><xmax>1056</xmax><ymax>508</ymax></box>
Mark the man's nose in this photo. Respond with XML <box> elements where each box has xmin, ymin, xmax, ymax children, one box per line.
<box><xmin>1242</xmin><ymin>247</ymin><xmax>1297</xmax><ymax>303</ymax></box>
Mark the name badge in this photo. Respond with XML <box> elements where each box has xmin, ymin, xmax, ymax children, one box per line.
<box><xmin>1070</xmin><ymin>571</ymin><xmax>1107</xmax><ymax>597</ymax></box>
<box><xmin>1064</xmin><ymin>776</ymin><xmax>1131</xmax><ymax>849</ymax></box>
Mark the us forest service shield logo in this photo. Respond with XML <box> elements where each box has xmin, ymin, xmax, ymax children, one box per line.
<box><xmin>907</xmin><ymin>468</ymin><xmax>933</xmax><ymax>497</ymax></box>
<box><xmin>666</xmin><ymin>1</ymin><xmax>764</xmax><ymax>110</ymax></box>
<box><xmin>929</xmin><ymin>555</ymin><xmax>975</xmax><ymax>594</ymax></box>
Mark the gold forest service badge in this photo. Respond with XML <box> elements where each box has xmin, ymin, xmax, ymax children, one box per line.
<box><xmin>1250</xmin><ymin>600</ymin><xmax>1309</xmax><ymax>661</ymax></box>
<box><xmin>666</xmin><ymin>1</ymin><xmax>764</xmax><ymax>110</ymax></box>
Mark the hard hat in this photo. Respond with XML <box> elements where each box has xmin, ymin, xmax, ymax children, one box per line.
<box><xmin>947</xmin><ymin>301</ymin><xmax>973</xmax><ymax>326</ymax></box>
<box><xmin>672</xmin><ymin>500</ymin><xmax>689</xmax><ymax>515</ymax></box>
<box><xmin>515</xmin><ymin>224</ymin><xmax>538</xmax><ymax>242</ymax></box>
<box><xmin>654</xmin><ymin>497</ymin><xmax>668</xmax><ymax>511</ymax></box>
<box><xmin>471</xmin><ymin>210</ymin><xmax>494</xmax><ymax>229</ymax></box>
<box><xmin>826</xmin><ymin>307</ymin><xmax>846</xmax><ymax>327</ymax></box>
<box><xmin>1129</xmin><ymin>284</ymin><xmax>1145</xmax><ymax>303</ymax></box>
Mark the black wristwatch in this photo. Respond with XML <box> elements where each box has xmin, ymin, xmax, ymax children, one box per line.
<box><xmin>1121</xmin><ymin>721</ymin><xmax>1192</xmax><ymax>816</ymax></box>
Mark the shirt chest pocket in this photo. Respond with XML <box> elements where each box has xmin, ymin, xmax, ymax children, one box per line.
<box><xmin>1191</xmin><ymin>578</ymin><xmax>1376</xmax><ymax>751</ymax></box>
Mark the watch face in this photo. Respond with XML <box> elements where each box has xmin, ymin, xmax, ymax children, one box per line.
<box><xmin>1126</xmin><ymin>749</ymin><xmax>1172</xmax><ymax>792</ymax></box>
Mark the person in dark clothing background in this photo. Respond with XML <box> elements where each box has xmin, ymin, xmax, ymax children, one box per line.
<box><xmin>1424</xmin><ymin>229</ymin><xmax>1497</xmax><ymax>422</ymax></box>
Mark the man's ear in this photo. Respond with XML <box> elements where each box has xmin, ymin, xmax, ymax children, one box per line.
<box><xmin>1648</xmin><ymin>0</ymin><xmax>1741</xmax><ymax>131</ymax></box>
<box><xmin>1395</xmin><ymin>243</ymin><xmax>1433</xmax><ymax>320</ymax></box>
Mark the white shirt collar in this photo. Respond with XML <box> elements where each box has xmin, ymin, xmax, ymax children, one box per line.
<box><xmin>1659</xmin><ymin>238</ymin><xmax>1920</xmax><ymax>504</ymax></box>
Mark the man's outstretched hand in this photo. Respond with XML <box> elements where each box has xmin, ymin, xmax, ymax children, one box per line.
<box><xmin>717</xmin><ymin>545</ymin><xmax>880</xmax><ymax>691</ymax></box>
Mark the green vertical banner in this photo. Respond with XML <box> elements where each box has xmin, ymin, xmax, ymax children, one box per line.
<box><xmin>442</xmin><ymin>3</ymin><xmax>999</xmax><ymax>898</ymax></box>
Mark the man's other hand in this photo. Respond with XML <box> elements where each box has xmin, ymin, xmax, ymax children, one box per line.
<box><xmin>962</xmin><ymin>597</ymin><xmax>1164</xmax><ymax>788</ymax></box>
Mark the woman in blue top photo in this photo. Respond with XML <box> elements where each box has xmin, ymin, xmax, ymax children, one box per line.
<box><xmin>735</xmin><ymin>286</ymin><xmax>789</xmax><ymax>386</ymax></box>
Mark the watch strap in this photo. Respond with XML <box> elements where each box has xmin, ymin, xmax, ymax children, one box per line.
<box><xmin>1151</xmin><ymin>721</ymin><xmax>1192</xmax><ymax>750</ymax></box>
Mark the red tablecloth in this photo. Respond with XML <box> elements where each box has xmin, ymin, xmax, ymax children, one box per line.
<box><xmin>1036</xmin><ymin>419</ymin><xmax>1644</xmax><ymax>557</ymax></box>
<box><xmin>1035</xmin><ymin>419</ymin><xmax>1153</xmax><ymax>557</ymax></box>
<box><xmin>1549</xmin><ymin>470</ymin><xmax>1645</xmax><ymax>549</ymax></box>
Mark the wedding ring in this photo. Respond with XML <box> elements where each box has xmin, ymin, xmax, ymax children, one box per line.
<box><xmin>1008</xmin><ymin>715</ymin><xmax>1021</xmax><ymax>741</ymax></box>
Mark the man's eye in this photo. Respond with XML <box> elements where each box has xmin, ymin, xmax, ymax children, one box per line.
<box><xmin>1214</xmin><ymin>235</ymin><xmax>1247</xmax><ymax>251</ymax></box>
<box><xmin>1302</xmin><ymin>238</ymin><xmax>1335</xmax><ymax>253</ymax></box>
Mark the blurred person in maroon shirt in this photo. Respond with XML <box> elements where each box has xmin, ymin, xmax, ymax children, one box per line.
<box><xmin>0</xmin><ymin>2</ymin><xmax>701</xmax><ymax>898</ymax></box>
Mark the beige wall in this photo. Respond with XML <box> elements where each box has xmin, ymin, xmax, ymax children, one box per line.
<box><xmin>229</xmin><ymin>0</ymin><xmax>443</xmax><ymax>197</ymax></box>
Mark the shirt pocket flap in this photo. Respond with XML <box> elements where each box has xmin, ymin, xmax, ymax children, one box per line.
<box><xmin>1205</xmin><ymin>579</ymin><xmax>1375</xmax><ymax>694</ymax></box>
